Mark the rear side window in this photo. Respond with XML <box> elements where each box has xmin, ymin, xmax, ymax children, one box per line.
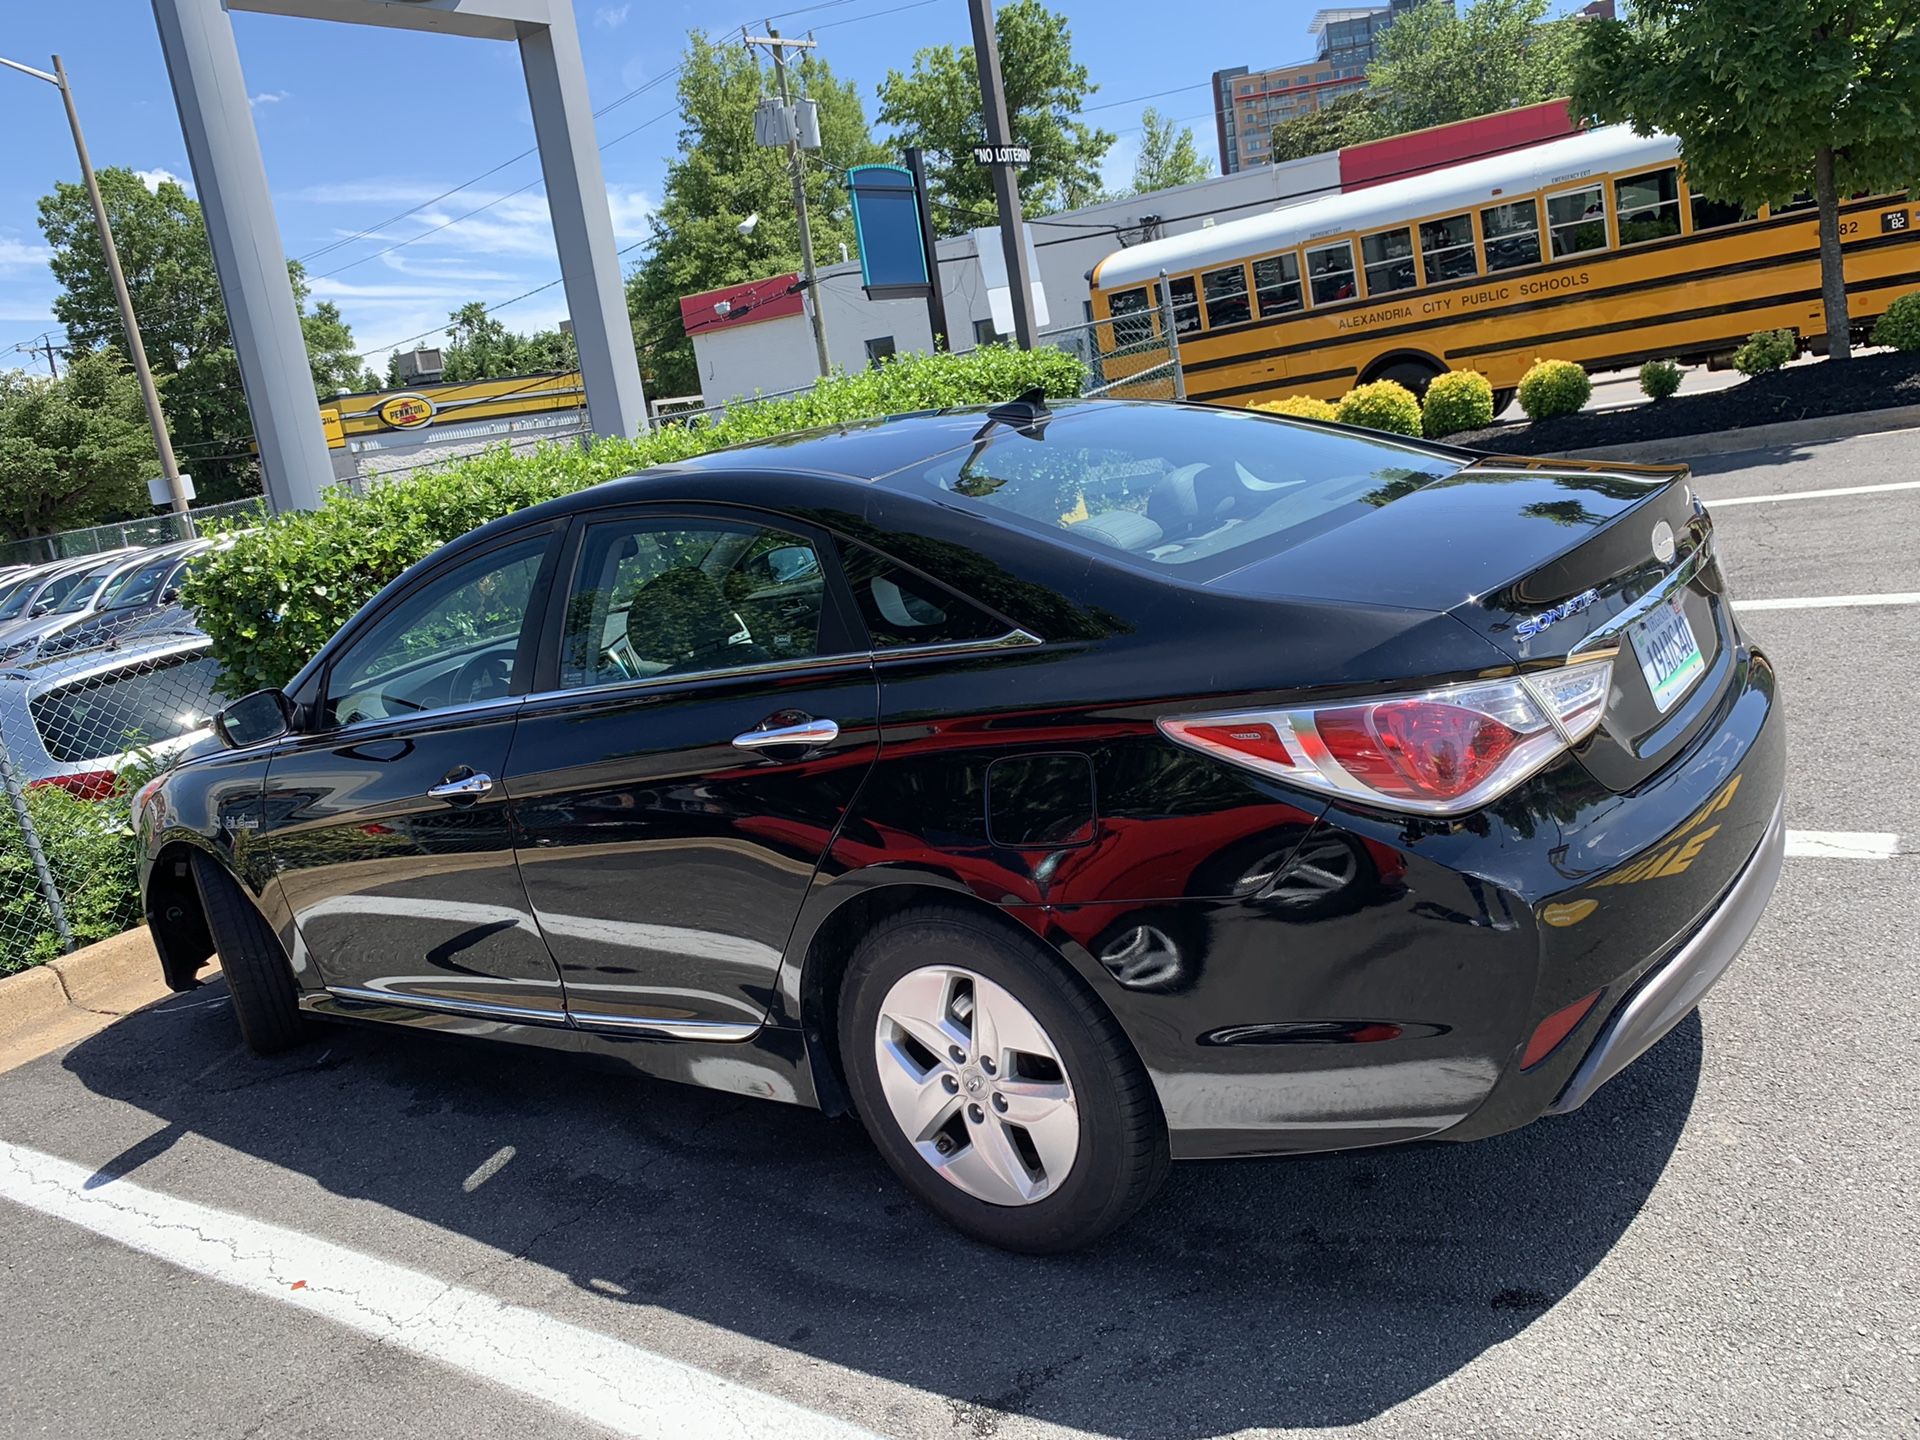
<box><xmin>835</xmin><ymin>543</ymin><xmax>1007</xmax><ymax>649</ymax></box>
<box><xmin>31</xmin><ymin>653</ymin><xmax>222</xmax><ymax>763</ymax></box>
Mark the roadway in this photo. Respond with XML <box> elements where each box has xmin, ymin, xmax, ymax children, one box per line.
<box><xmin>0</xmin><ymin>425</ymin><xmax>1914</xmax><ymax>1439</ymax></box>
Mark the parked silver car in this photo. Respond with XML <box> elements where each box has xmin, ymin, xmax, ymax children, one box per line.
<box><xmin>24</xmin><ymin>540</ymin><xmax>214</xmax><ymax>663</ymax></box>
<box><xmin>0</xmin><ymin>547</ymin><xmax>196</xmax><ymax>666</ymax></box>
<box><xmin>0</xmin><ymin>634</ymin><xmax>226</xmax><ymax>799</ymax></box>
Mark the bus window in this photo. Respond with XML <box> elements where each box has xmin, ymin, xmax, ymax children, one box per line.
<box><xmin>1419</xmin><ymin>213</ymin><xmax>1479</xmax><ymax>283</ymax></box>
<box><xmin>1775</xmin><ymin>193</ymin><xmax>1815</xmax><ymax>213</ymax></box>
<box><xmin>1306</xmin><ymin>241</ymin><xmax>1356</xmax><ymax>304</ymax></box>
<box><xmin>1481</xmin><ymin>199</ymin><xmax>1541</xmax><ymax>270</ymax></box>
<box><xmin>1361</xmin><ymin>228</ymin><xmax>1417</xmax><ymax>295</ymax></box>
<box><xmin>1691</xmin><ymin>194</ymin><xmax>1749</xmax><ymax>231</ymax></box>
<box><xmin>1615</xmin><ymin>168</ymin><xmax>1682</xmax><ymax>244</ymax></box>
<box><xmin>1168</xmin><ymin>275</ymin><xmax>1201</xmax><ymax>334</ymax></box>
<box><xmin>1547</xmin><ymin>185</ymin><xmax>1608</xmax><ymax>258</ymax></box>
<box><xmin>1108</xmin><ymin>287</ymin><xmax>1153</xmax><ymax>345</ymax></box>
<box><xmin>1202</xmin><ymin>265</ymin><xmax>1251</xmax><ymax>329</ymax></box>
<box><xmin>1252</xmin><ymin>253</ymin><xmax>1303</xmax><ymax>316</ymax></box>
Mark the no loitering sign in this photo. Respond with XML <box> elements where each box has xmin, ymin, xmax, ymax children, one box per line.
<box><xmin>970</xmin><ymin>143</ymin><xmax>1031</xmax><ymax>166</ymax></box>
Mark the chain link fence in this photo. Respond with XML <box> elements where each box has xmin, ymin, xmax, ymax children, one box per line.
<box><xmin>1037</xmin><ymin>298</ymin><xmax>1183</xmax><ymax>402</ymax></box>
<box><xmin>0</xmin><ymin>497</ymin><xmax>265</xmax><ymax>571</ymax></box>
<box><xmin>0</xmin><ymin>631</ymin><xmax>225</xmax><ymax>973</ymax></box>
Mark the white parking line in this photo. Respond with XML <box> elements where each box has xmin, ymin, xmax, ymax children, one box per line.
<box><xmin>1785</xmin><ymin>831</ymin><xmax>1901</xmax><ymax>860</ymax></box>
<box><xmin>1737</xmin><ymin>593</ymin><xmax>1920</xmax><ymax>611</ymax></box>
<box><xmin>0</xmin><ymin>1140</ymin><xmax>874</xmax><ymax>1440</ymax></box>
<box><xmin>1710</xmin><ymin>479</ymin><xmax>1920</xmax><ymax>507</ymax></box>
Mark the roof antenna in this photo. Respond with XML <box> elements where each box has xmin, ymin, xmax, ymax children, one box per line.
<box><xmin>983</xmin><ymin>386</ymin><xmax>1051</xmax><ymax>433</ymax></box>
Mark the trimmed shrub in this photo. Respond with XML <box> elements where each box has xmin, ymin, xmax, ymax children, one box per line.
<box><xmin>1638</xmin><ymin>359</ymin><xmax>1684</xmax><ymax>401</ymax></box>
<box><xmin>184</xmin><ymin>345</ymin><xmax>1086</xmax><ymax>695</ymax></box>
<box><xmin>1253</xmin><ymin>394</ymin><xmax>1338</xmax><ymax>422</ymax></box>
<box><xmin>1420</xmin><ymin>369</ymin><xmax>1495</xmax><ymax>438</ymax></box>
<box><xmin>1333</xmin><ymin>380</ymin><xmax>1423</xmax><ymax>437</ymax></box>
<box><xmin>1870</xmin><ymin>292</ymin><xmax>1920</xmax><ymax>352</ymax></box>
<box><xmin>1732</xmin><ymin>328</ymin><xmax>1797</xmax><ymax>377</ymax></box>
<box><xmin>1516</xmin><ymin>359</ymin><xmax>1592</xmax><ymax>421</ymax></box>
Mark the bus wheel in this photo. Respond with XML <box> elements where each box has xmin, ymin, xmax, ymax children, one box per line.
<box><xmin>1490</xmin><ymin>387</ymin><xmax>1517</xmax><ymax>418</ymax></box>
<box><xmin>1366</xmin><ymin>358</ymin><xmax>1445</xmax><ymax>399</ymax></box>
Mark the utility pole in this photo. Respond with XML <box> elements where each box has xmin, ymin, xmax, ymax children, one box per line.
<box><xmin>750</xmin><ymin>26</ymin><xmax>831</xmax><ymax>378</ymax></box>
<box><xmin>0</xmin><ymin>55</ymin><xmax>189</xmax><ymax>518</ymax></box>
<box><xmin>966</xmin><ymin>0</ymin><xmax>1038</xmax><ymax>348</ymax></box>
<box><xmin>9</xmin><ymin>334</ymin><xmax>60</xmax><ymax>378</ymax></box>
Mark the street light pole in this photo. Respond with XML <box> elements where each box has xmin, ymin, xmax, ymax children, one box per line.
<box><xmin>0</xmin><ymin>54</ymin><xmax>189</xmax><ymax>519</ymax></box>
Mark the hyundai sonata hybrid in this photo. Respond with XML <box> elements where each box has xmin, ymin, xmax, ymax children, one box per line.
<box><xmin>136</xmin><ymin>396</ymin><xmax>1783</xmax><ymax>1252</ymax></box>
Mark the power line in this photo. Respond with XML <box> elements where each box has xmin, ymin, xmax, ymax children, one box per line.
<box><xmin>1081</xmin><ymin>80</ymin><xmax>1213</xmax><ymax>114</ymax></box>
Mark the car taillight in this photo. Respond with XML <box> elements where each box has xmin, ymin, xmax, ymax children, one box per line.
<box><xmin>1159</xmin><ymin>657</ymin><xmax>1614</xmax><ymax>817</ymax></box>
<box><xmin>29</xmin><ymin>770</ymin><xmax>120</xmax><ymax>802</ymax></box>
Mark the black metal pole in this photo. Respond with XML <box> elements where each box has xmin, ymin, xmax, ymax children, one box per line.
<box><xmin>965</xmin><ymin>0</ymin><xmax>1037</xmax><ymax>348</ymax></box>
<box><xmin>905</xmin><ymin>146</ymin><xmax>950</xmax><ymax>351</ymax></box>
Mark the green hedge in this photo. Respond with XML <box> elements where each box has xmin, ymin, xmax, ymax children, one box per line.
<box><xmin>185</xmin><ymin>346</ymin><xmax>1086</xmax><ymax>695</ymax></box>
<box><xmin>1638</xmin><ymin>359</ymin><xmax>1683</xmax><ymax>401</ymax></box>
<box><xmin>1420</xmin><ymin>369</ymin><xmax>1495</xmax><ymax>438</ymax></box>
<box><xmin>1252</xmin><ymin>394</ymin><xmax>1338</xmax><ymax>421</ymax></box>
<box><xmin>1517</xmin><ymin>359</ymin><xmax>1592</xmax><ymax>421</ymax></box>
<box><xmin>1334</xmin><ymin>380</ymin><xmax>1423</xmax><ymax>437</ymax></box>
<box><xmin>1732</xmin><ymin>329</ymin><xmax>1796</xmax><ymax>377</ymax></box>
<box><xmin>1871</xmin><ymin>292</ymin><xmax>1920</xmax><ymax>352</ymax></box>
<box><xmin>0</xmin><ymin>777</ymin><xmax>148</xmax><ymax>974</ymax></box>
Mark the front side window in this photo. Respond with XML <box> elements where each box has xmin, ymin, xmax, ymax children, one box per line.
<box><xmin>324</xmin><ymin>536</ymin><xmax>548</xmax><ymax>728</ymax></box>
<box><xmin>31</xmin><ymin>571</ymin><xmax>91</xmax><ymax>615</ymax></box>
<box><xmin>1547</xmin><ymin>185</ymin><xmax>1609</xmax><ymax>258</ymax></box>
<box><xmin>835</xmin><ymin>543</ymin><xmax>1006</xmax><ymax>649</ymax></box>
<box><xmin>1615</xmin><ymin>167</ymin><xmax>1682</xmax><ymax>244</ymax></box>
<box><xmin>1481</xmin><ymin>199</ymin><xmax>1541</xmax><ymax>271</ymax></box>
<box><xmin>99</xmin><ymin>555</ymin><xmax>176</xmax><ymax>611</ymax></box>
<box><xmin>558</xmin><ymin>519</ymin><xmax>826</xmax><ymax>690</ymax></box>
<box><xmin>1202</xmin><ymin>265</ymin><xmax>1251</xmax><ymax>329</ymax></box>
<box><xmin>1253</xmin><ymin>253</ymin><xmax>1303</xmax><ymax>316</ymax></box>
<box><xmin>32</xmin><ymin>652</ymin><xmax>223</xmax><ymax>764</ymax></box>
<box><xmin>1419</xmin><ymin>213</ymin><xmax>1479</xmax><ymax>284</ymax></box>
<box><xmin>1107</xmin><ymin>287</ymin><xmax>1153</xmax><ymax>346</ymax></box>
<box><xmin>54</xmin><ymin>566</ymin><xmax>124</xmax><ymax>614</ymax></box>
<box><xmin>1361</xmin><ymin>228</ymin><xmax>1417</xmax><ymax>295</ymax></box>
<box><xmin>1306</xmin><ymin>240</ymin><xmax>1356</xmax><ymax>305</ymax></box>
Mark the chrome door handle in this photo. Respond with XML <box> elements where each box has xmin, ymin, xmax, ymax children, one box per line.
<box><xmin>427</xmin><ymin>771</ymin><xmax>493</xmax><ymax>800</ymax></box>
<box><xmin>731</xmin><ymin>718</ymin><xmax>839</xmax><ymax>752</ymax></box>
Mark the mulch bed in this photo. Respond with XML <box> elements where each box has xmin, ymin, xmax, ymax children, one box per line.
<box><xmin>1450</xmin><ymin>349</ymin><xmax>1920</xmax><ymax>456</ymax></box>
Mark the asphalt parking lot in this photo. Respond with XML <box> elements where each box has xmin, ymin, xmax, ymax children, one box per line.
<box><xmin>1</xmin><ymin>425</ymin><xmax>1915</xmax><ymax>1440</ymax></box>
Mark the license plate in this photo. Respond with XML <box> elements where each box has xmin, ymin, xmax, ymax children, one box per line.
<box><xmin>1631</xmin><ymin>597</ymin><xmax>1704</xmax><ymax>712</ymax></box>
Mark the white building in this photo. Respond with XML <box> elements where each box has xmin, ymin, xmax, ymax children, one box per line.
<box><xmin>680</xmin><ymin>151</ymin><xmax>1341</xmax><ymax>405</ymax></box>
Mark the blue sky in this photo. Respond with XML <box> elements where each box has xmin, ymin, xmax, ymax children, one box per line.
<box><xmin>0</xmin><ymin>0</ymin><xmax>1561</xmax><ymax>375</ymax></box>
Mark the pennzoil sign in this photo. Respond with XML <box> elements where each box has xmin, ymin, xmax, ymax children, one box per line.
<box><xmin>377</xmin><ymin>393</ymin><xmax>438</xmax><ymax>430</ymax></box>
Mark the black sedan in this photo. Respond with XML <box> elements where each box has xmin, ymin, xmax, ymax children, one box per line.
<box><xmin>137</xmin><ymin>397</ymin><xmax>1783</xmax><ymax>1252</ymax></box>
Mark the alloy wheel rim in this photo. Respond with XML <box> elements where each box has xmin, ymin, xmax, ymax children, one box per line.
<box><xmin>872</xmin><ymin>965</ymin><xmax>1080</xmax><ymax>1206</ymax></box>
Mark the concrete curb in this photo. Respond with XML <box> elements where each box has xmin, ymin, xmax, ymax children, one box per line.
<box><xmin>1557</xmin><ymin>403</ymin><xmax>1920</xmax><ymax>466</ymax></box>
<box><xmin>0</xmin><ymin>928</ymin><xmax>167</xmax><ymax>1051</ymax></box>
<box><xmin>0</xmin><ymin>966</ymin><xmax>69</xmax><ymax>1049</ymax></box>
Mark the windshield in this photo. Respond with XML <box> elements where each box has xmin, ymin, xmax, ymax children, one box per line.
<box><xmin>101</xmin><ymin>555</ymin><xmax>177</xmax><ymax>610</ymax></box>
<box><xmin>55</xmin><ymin>564</ymin><xmax>126</xmax><ymax>613</ymax></box>
<box><xmin>903</xmin><ymin>404</ymin><xmax>1461</xmax><ymax>579</ymax></box>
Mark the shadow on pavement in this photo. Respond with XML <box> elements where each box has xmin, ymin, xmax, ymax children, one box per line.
<box><xmin>60</xmin><ymin>983</ymin><xmax>1700</xmax><ymax>1436</ymax></box>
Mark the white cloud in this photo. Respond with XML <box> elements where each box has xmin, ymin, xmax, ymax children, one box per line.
<box><xmin>249</xmin><ymin>90</ymin><xmax>289</xmax><ymax>108</ymax></box>
<box><xmin>0</xmin><ymin>239</ymin><xmax>52</xmax><ymax>274</ymax></box>
<box><xmin>134</xmin><ymin>168</ymin><xmax>189</xmax><ymax>195</ymax></box>
<box><xmin>594</xmin><ymin>4</ymin><xmax>632</xmax><ymax>27</ymax></box>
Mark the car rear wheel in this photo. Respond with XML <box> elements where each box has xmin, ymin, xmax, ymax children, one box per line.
<box><xmin>190</xmin><ymin>852</ymin><xmax>306</xmax><ymax>1055</ymax></box>
<box><xmin>838</xmin><ymin>907</ymin><xmax>1168</xmax><ymax>1252</ymax></box>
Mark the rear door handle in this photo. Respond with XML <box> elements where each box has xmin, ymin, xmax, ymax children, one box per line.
<box><xmin>731</xmin><ymin>718</ymin><xmax>839</xmax><ymax>753</ymax></box>
<box><xmin>427</xmin><ymin>771</ymin><xmax>494</xmax><ymax>800</ymax></box>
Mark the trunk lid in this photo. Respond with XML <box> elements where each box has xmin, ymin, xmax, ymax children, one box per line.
<box><xmin>1214</xmin><ymin>455</ymin><xmax>1734</xmax><ymax>789</ymax></box>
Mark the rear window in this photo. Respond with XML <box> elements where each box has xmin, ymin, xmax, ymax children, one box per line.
<box><xmin>904</xmin><ymin>405</ymin><xmax>1459</xmax><ymax>578</ymax></box>
<box><xmin>30</xmin><ymin>653</ymin><xmax>222</xmax><ymax>763</ymax></box>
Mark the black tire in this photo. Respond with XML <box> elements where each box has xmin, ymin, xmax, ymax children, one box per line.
<box><xmin>190</xmin><ymin>852</ymin><xmax>306</xmax><ymax>1055</ymax></box>
<box><xmin>1367</xmin><ymin>358</ymin><xmax>1445</xmax><ymax>399</ymax></box>
<box><xmin>1490</xmin><ymin>387</ymin><xmax>1518</xmax><ymax>418</ymax></box>
<box><xmin>837</xmin><ymin>906</ymin><xmax>1169</xmax><ymax>1252</ymax></box>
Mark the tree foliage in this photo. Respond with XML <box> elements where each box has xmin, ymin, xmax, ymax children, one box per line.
<box><xmin>1130</xmin><ymin>107</ymin><xmax>1211</xmax><ymax>194</ymax></box>
<box><xmin>875</xmin><ymin>0</ymin><xmax>1114</xmax><ymax>226</ymax></box>
<box><xmin>1270</xmin><ymin>92</ymin><xmax>1379</xmax><ymax>163</ymax></box>
<box><xmin>626</xmin><ymin>32</ymin><xmax>886</xmax><ymax>398</ymax></box>
<box><xmin>392</xmin><ymin>302</ymin><xmax>580</xmax><ymax>386</ymax></box>
<box><xmin>36</xmin><ymin>168</ymin><xmax>377</xmax><ymax>500</ymax></box>
<box><xmin>1571</xmin><ymin>0</ymin><xmax>1920</xmax><ymax>359</ymax></box>
<box><xmin>0</xmin><ymin>351</ymin><xmax>156</xmax><ymax>537</ymax></box>
<box><xmin>1353</xmin><ymin>0</ymin><xmax>1580</xmax><ymax>142</ymax></box>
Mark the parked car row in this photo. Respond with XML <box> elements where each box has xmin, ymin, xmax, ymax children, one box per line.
<box><xmin>0</xmin><ymin>541</ymin><xmax>229</xmax><ymax>797</ymax></box>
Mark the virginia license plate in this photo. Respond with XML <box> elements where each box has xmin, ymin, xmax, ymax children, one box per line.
<box><xmin>1631</xmin><ymin>597</ymin><xmax>1704</xmax><ymax>712</ymax></box>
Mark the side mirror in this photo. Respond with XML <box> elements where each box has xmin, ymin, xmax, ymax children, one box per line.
<box><xmin>214</xmin><ymin>688</ymin><xmax>295</xmax><ymax>749</ymax></box>
<box><xmin>160</xmin><ymin>585</ymin><xmax>182</xmax><ymax>605</ymax></box>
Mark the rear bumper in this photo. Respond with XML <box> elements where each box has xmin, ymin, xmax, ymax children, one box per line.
<box><xmin>1546</xmin><ymin>794</ymin><xmax>1784</xmax><ymax>1115</ymax></box>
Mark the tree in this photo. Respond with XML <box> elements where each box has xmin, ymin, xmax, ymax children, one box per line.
<box><xmin>1270</xmin><ymin>91</ymin><xmax>1380</xmax><ymax>163</ymax></box>
<box><xmin>876</xmin><ymin>0</ymin><xmax>1114</xmax><ymax>226</ymax></box>
<box><xmin>0</xmin><ymin>352</ymin><xmax>155</xmax><ymax>537</ymax></box>
<box><xmin>1350</xmin><ymin>0</ymin><xmax>1580</xmax><ymax>142</ymax></box>
<box><xmin>412</xmin><ymin>302</ymin><xmax>581</xmax><ymax>384</ymax></box>
<box><xmin>1131</xmin><ymin>107</ymin><xmax>1211</xmax><ymax>194</ymax></box>
<box><xmin>1572</xmin><ymin>1</ymin><xmax>1919</xmax><ymax>362</ymax></box>
<box><xmin>37</xmin><ymin>167</ymin><xmax>377</xmax><ymax>499</ymax></box>
<box><xmin>626</xmin><ymin>32</ymin><xmax>887</xmax><ymax>397</ymax></box>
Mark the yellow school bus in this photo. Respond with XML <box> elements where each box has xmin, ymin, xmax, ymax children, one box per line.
<box><xmin>1089</xmin><ymin>124</ymin><xmax>1918</xmax><ymax>412</ymax></box>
